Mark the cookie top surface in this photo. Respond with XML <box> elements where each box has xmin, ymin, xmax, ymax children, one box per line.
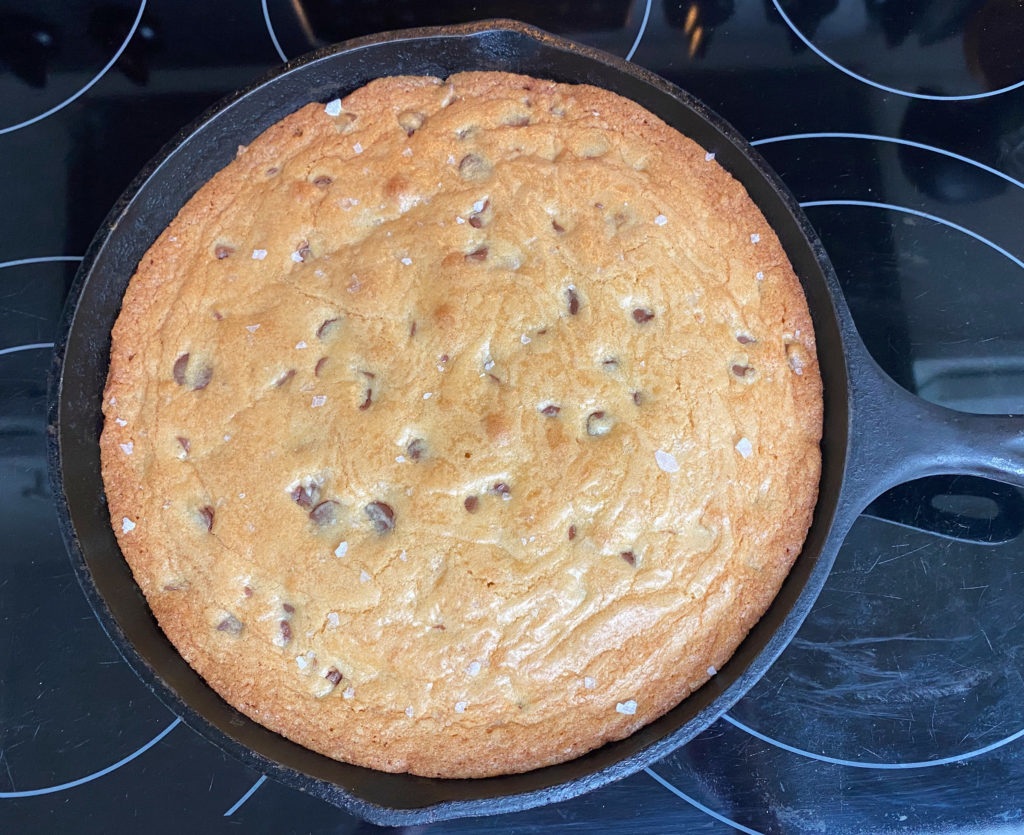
<box><xmin>100</xmin><ymin>71</ymin><xmax>822</xmax><ymax>778</ymax></box>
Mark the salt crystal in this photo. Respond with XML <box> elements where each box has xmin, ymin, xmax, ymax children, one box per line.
<box><xmin>311</xmin><ymin>395</ymin><xmax>327</xmax><ymax>408</ymax></box>
<box><xmin>405</xmin><ymin>706</ymin><xmax>414</xmax><ymax>717</ymax></box>
<box><xmin>121</xmin><ymin>517</ymin><xmax>136</xmax><ymax>533</ymax></box>
<box><xmin>252</xmin><ymin>249</ymin><xmax>267</xmax><ymax>260</ymax></box>
<box><xmin>223</xmin><ymin>434</ymin><xmax>231</xmax><ymax>442</ymax></box>
<box><xmin>324</xmin><ymin>99</ymin><xmax>342</xmax><ymax>117</ymax></box>
<box><xmin>401</xmin><ymin>257</ymin><xmax>412</xmax><ymax>265</ymax></box>
<box><xmin>616</xmin><ymin>699</ymin><xmax>637</xmax><ymax>715</ymax></box>
<box><xmin>423</xmin><ymin>392</ymin><xmax>432</xmax><ymax>399</ymax></box>
<box><xmin>115</xmin><ymin>418</ymin><xmax>127</xmax><ymax>426</ymax></box>
<box><xmin>295</xmin><ymin>341</ymin><xmax>307</xmax><ymax>349</ymax></box>
<box><xmin>467</xmin><ymin>661</ymin><xmax>481</xmax><ymax>676</ymax></box>
<box><xmin>402</xmin><ymin>147</ymin><xmax>413</xmax><ymax>157</ymax></box>
<box><xmin>327</xmin><ymin>612</ymin><xmax>340</xmax><ymax>627</ymax></box>
<box><xmin>584</xmin><ymin>676</ymin><xmax>596</xmax><ymax>689</ymax></box>
<box><xmin>750</xmin><ymin>233</ymin><xmax>760</xmax><ymax>244</ymax></box>
<box><xmin>484</xmin><ymin>359</ymin><xmax>495</xmax><ymax>371</ymax></box>
<box><xmin>342</xmin><ymin>687</ymin><xmax>355</xmax><ymax>699</ymax></box>
<box><xmin>119</xmin><ymin>441</ymin><xmax>133</xmax><ymax>455</ymax></box>
<box><xmin>360</xmin><ymin>569</ymin><xmax>371</xmax><ymax>583</ymax></box>
<box><xmin>455</xmin><ymin>216</ymin><xmax>466</xmax><ymax>224</ymax></box>
<box><xmin>296</xmin><ymin>655</ymin><xmax>308</xmax><ymax>670</ymax></box>
<box><xmin>454</xmin><ymin>701</ymin><xmax>467</xmax><ymax>713</ymax></box>
<box><xmin>396</xmin><ymin>455</ymin><xmax>406</xmax><ymax>463</ymax></box>
<box><xmin>353</xmin><ymin>142</ymin><xmax>363</xmax><ymax>154</ymax></box>
<box><xmin>239</xmin><ymin>493</ymin><xmax>245</xmax><ymax>498</ymax></box>
<box><xmin>735</xmin><ymin>437</ymin><xmax>753</xmax><ymax>459</ymax></box>
<box><xmin>655</xmin><ymin>449</ymin><xmax>679</xmax><ymax>473</ymax></box>
<box><xmin>246</xmin><ymin>324</ymin><xmax>260</xmax><ymax>332</ymax></box>
<box><xmin>520</xmin><ymin>334</ymin><xmax>531</xmax><ymax>344</ymax></box>
<box><xmin>399</xmin><ymin>550</ymin><xmax>407</xmax><ymax>561</ymax></box>
<box><xmin>334</xmin><ymin>541</ymin><xmax>348</xmax><ymax>558</ymax></box>
<box><xmin>654</xmin><ymin>214</ymin><xmax>668</xmax><ymax>226</ymax></box>
<box><xmin>705</xmin><ymin>151</ymin><xmax>716</xmax><ymax>161</ymax></box>
<box><xmin>291</xmin><ymin>251</ymin><xmax>304</xmax><ymax>263</ymax></box>
<box><xmin>707</xmin><ymin>665</ymin><xmax>717</xmax><ymax>676</ymax></box>
<box><xmin>473</xmin><ymin>200</ymin><xmax>486</xmax><ymax>212</ymax></box>
<box><xmin>756</xmin><ymin>271</ymin><xmax>764</xmax><ymax>281</ymax></box>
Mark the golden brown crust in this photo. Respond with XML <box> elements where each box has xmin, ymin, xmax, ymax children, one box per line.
<box><xmin>99</xmin><ymin>72</ymin><xmax>822</xmax><ymax>778</ymax></box>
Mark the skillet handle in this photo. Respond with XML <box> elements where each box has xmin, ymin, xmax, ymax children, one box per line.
<box><xmin>843</xmin><ymin>341</ymin><xmax>1024</xmax><ymax>511</ymax></box>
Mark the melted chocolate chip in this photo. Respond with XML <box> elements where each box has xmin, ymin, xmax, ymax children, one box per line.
<box><xmin>296</xmin><ymin>240</ymin><xmax>312</xmax><ymax>261</ymax></box>
<box><xmin>620</xmin><ymin>551</ymin><xmax>636</xmax><ymax>566</ymax></box>
<box><xmin>172</xmin><ymin>353</ymin><xmax>189</xmax><ymax>386</ymax></box>
<box><xmin>291</xmin><ymin>483</ymin><xmax>318</xmax><ymax>508</ymax></box>
<box><xmin>464</xmin><ymin>495</ymin><xmax>479</xmax><ymax>513</ymax></box>
<box><xmin>632</xmin><ymin>308</ymin><xmax>655</xmax><ymax>324</ymax></box>
<box><xmin>274</xmin><ymin>369</ymin><xmax>296</xmax><ymax>387</ymax></box>
<box><xmin>540</xmin><ymin>404</ymin><xmax>561</xmax><ymax>417</ymax></box>
<box><xmin>465</xmin><ymin>246</ymin><xmax>488</xmax><ymax>262</ymax></box>
<box><xmin>325</xmin><ymin>667</ymin><xmax>343</xmax><ymax>686</ymax></box>
<box><xmin>217</xmin><ymin>614</ymin><xmax>243</xmax><ymax>635</ymax></box>
<box><xmin>407</xmin><ymin>438</ymin><xmax>426</xmax><ymax>460</ymax></box>
<box><xmin>586</xmin><ymin>411</ymin><xmax>614</xmax><ymax>437</ymax></box>
<box><xmin>198</xmin><ymin>505</ymin><xmax>214</xmax><ymax>531</ymax></box>
<box><xmin>317</xmin><ymin>317</ymin><xmax>339</xmax><ymax>340</ymax></box>
<box><xmin>632</xmin><ymin>391</ymin><xmax>643</xmax><ymax>406</ymax></box>
<box><xmin>279</xmin><ymin>620</ymin><xmax>292</xmax><ymax>644</ymax></box>
<box><xmin>491</xmin><ymin>482</ymin><xmax>511</xmax><ymax>497</ymax></box>
<box><xmin>566</xmin><ymin>287</ymin><xmax>580</xmax><ymax>316</ymax></box>
<box><xmin>358</xmin><ymin>388</ymin><xmax>373</xmax><ymax>410</ymax></box>
<box><xmin>314</xmin><ymin>357</ymin><xmax>328</xmax><ymax>377</ymax></box>
<box><xmin>737</xmin><ymin>334</ymin><xmax>757</xmax><ymax>345</ymax></box>
<box><xmin>265</xmin><ymin>166</ymin><xmax>279</xmax><ymax>177</ymax></box>
<box><xmin>282</xmin><ymin>603</ymin><xmax>295</xmax><ymax>614</ymax></box>
<box><xmin>410</xmin><ymin>321</ymin><xmax>418</xmax><ymax>338</ymax></box>
<box><xmin>309</xmin><ymin>500</ymin><xmax>338</xmax><ymax>525</ymax></box>
<box><xmin>552</xmin><ymin>219</ymin><xmax>565</xmax><ymax>233</ymax></box>
<box><xmin>568</xmin><ymin>524</ymin><xmax>577</xmax><ymax>541</ymax></box>
<box><xmin>468</xmin><ymin>215</ymin><xmax>483</xmax><ymax>229</ymax></box>
<box><xmin>602</xmin><ymin>358</ymin><xmax>619</xmax><ymax>370</ymax></box>
<box><xmin>365</xmin><ymin>501</ymin><xmax>395</xmax><ymax>534</ymax></box>
<box><xmin>243</xmin><ymin>585</ymin><xmax>253</xmax><ymax>597</ymax></box>
<box><xmin>177</xmin><ymin>436</ymin><xmax>190</xmax><ymax>454</ymax></box>
<box><xmin>732</xmin><ymin>363</ymin><xmax>753</xmax><ymax>378</ymax></box>
<box><xmin>313</xmin><ymin>175</ymin><xmax>333</xmax><ymax>187</ymax></box>
<box><xmin>215</xmin><ymin>245</ymin><xmax>235</xmax><ymax>260</ymax></box>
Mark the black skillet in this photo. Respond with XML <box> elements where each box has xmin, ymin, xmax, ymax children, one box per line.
<box><xmin>47</xmin><ymin>19</ymin><xmax>1024</xmax><ymax>826</ymax></box>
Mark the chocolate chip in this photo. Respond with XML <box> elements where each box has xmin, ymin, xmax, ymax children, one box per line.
<box><xmin>198</xmin><ymin>505</ymin><xmax>215</xmax><ymax>531</ymax></box>
<box><xmin>274</xmin><ymin>369</ymin><xmax>296</xmax><ymax>387</ymax></box>
<box><xmin>586</xmin><ymin>411</ymin><xmax>614</xmax><ymax>437</ymax></box>
<box><xmin>465</xmin><ymin>246</ymin><xmax>488</xmax><ymax>262</ymax></box>
<box><xmin>313</xmin><ymin>175</ymin><xmax>333</xmax><ymax>187</ymax></box>
<box><xmin>291</xmin><ymin>482</ymin><xmax>318</xmax><ymax>508</ymax></box>
<box><xmin>265</xmin><ymin>166</ymin><xmax>279</xmax><ymax>177</ymax></box>
<box><xmin>620</xmin><ymin>551</ymin><xmax>636</xmax><ymax>566</ymax></box>
<box><xmin>469</xmin><ymin>215</ymin><xmax>483</xmax><ymax>228</ymax></box>
<box><xmin>407</xmin><ymin>438</ymin><xmax>426</xmax><ymax>460</ymax></box>
<box><xmin>365</xmin><ymin>501</ymin><xmax>395</xmax><ymax>534</ymax></box>
<box><xmin>410</xmin><ymin>321</ymin><xmax>418</xmax><ymax>338</ymax></box>
<box><xmin>212</xmin><ymin>310</ymin><xmax>224</xmax><ymax>321</ymax></box>
<box><xmin>464</xmin><ymin>495</ymin><xmax>479</xmax><ymax>513</ymax></box>
<box><xmin>358</xmin><ymin>388</ymin><xmax>373</xmax><ymax>410</ymax></box>
<box><xmin>487</xmin><ymin>373</ymin><xmax>501</xmax><ymax>384</ymax></box>
<box><xmin>491</xmin><ymin>482</ymin><xmax>511</xmax><ymax>497</ymax></box>
<box><xmin>243</xmin><ymin>585</ymin><xmax>253</xmax><ymax>597</ymax></box>
<box><xmin>468</xmin><ymin>199</ymin><xmax>490</xmax><ymax>228</ymax></box>
<box><xmin>732</xmin><ymin>363</ymin><xmax>753</xmax><ymax>378</ymax></box>
<box><xmin>602</xmin><ymin>358</ymin><xmax>619</xmax><ymax>370</ymax></box>
<box><xmin>540</xmin><ymin>404</ymin><xmax>560</xmax><ymax>417</ymax></box>
<box><xmin>568</xmin><ymin>524</ymin><xmax>577</xmax><ymax>541</ymax></box>
<box><xmin>309</xmin><ymin>500</ymin><xmax>338</xmax><ymax>525</ymax></box>
<box><xmin>432</xmin><ymin>624</ymin><xmax>446</xmax><ymax>630</ymax></box>
<box><xmin>632</xmin><ymin>308</ymin><xmax>655</xmax><ymax>324</ymax></box>
<box><xmin>632</xmin><ymin>391</ymin><xmax>643</xmax><ymax>406</ymax></box>
<box><xmin>296</xmin><ymin>240</ymin><xmax>312</xmax><ymax>261</ymax></box>
<box><xmin>215</xmin><ymin>245</ymin><xmax>235</xmax><ymax>260</ymax></box>
<box><xmin>279</xmin><ymin>620</ymin><xmax>292</xmax><ymax>645</ymax></box>
<box><xmin>177</xmin><ymin>436</ymin><xmax>190</xmax><ymax>454</ymax></box>
<box><xmin>566</xmin><ymin>287</ymin><xmax>579</xmax><ymax>315</ymax></box>
<box><xmin>459</xmin><ymin>153</ymin><xmax>491</xmax><ymax>181</ymax></box>
<box><xmin>737</xmin><ymin>333</ymin><xmax>757</xmax><ymax>345</ymax></box>
<box><xmin>217</xmin><ymin>614</ymin><xmax>243</xmax><ymax>636</ymax></box>
<box><xmin>324</xmin><ymin>667</ymin><xmax>343</xmax><ymax>686</ymax></box>
<box><xmin>314</xmin><ymin>357</ymin><xmax>328</xmax><ymax>377</ymax></box>
<box><xmin>282</xmin><ymin>603</ymin><xmax>295</xmax><ymax>614</ymax></box>
<box><xmin>397</xmin><ymin>110</ymin><xmax>425</xmax><ymax>135</ymax></box>
<box><xmin>317</xmin><ymin>317</ymin><xmax>339</xmax><ymax>340</ymax></box>
<box><xmin>552</xmin><ymin>219</ymin><xmax>565</xmax><ymax>233</ymax></box>
<box><xmin>172</xmin><ymin>353</ymin><xmax>189</xmax><ymax>386</ymax></box>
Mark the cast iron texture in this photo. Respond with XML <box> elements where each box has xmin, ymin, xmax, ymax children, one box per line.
<box><xmin>47</xmin><ymin>19</ymin><xmax>1024</xmax><ymax>826</ymax></box>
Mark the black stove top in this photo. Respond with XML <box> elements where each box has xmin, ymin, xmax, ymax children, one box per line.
<box><xmin>4</xmin><ymin>1</ymin><xmax>1024</xmax><ymax>832</ymax></box>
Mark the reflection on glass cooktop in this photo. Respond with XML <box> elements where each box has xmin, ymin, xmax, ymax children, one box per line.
<box><xmin>2</xmin><ymin>1</ymin><xmax>1024</xmax><ymax>832</ymax></box>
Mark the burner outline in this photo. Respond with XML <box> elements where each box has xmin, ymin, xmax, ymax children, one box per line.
<box><xmin>223</xmin><ymin>775</ymin><xmax>266</xmax><ymax>816</ymax></box>
<box><xmin>0</xmin><ymin>717</ymin><xmax>180</xmax><ymax>798</ymax></box>
<box><xmin>769</xmin><ymin>0</ymin><xmax>1024</xmax><ymax>101</ymax></box>
<box><xmin>0</xmin><ymin>256</ymin><xmax>85</xmax><ymax>269</ymax></box>
<box><xmin>262</xmin><ymin>0</ymin><xmax>288</xmax><ymax>63</ymax></box>
<box><xmin>646</xmin><ymin>767</ymin><xmax>765</xmax><ymax>835</ymax></box>
<box><xmin>751</xmin><ymin>133</ymin><xmax>1024</xmax><ymax>194</ymax></box>
<box><xmin>625</xmin><ymin>0</ymin><xmax>653</xmax><ymax>62</ymax></box>
<box><xmin>0</xmin><ymin>1</ymin><xmax>147</xmax><ymax>135</ymax></box>
<box><xmin>0</xmin><ymin>342</ymin><xmax>55</xmax><ymax>357</ymax></box>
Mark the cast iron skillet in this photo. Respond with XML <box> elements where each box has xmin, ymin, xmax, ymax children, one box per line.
<box><xmin>47</xmin><ymin>19</ymin><xmax>1024</xmax><ymax>826</ymax></box>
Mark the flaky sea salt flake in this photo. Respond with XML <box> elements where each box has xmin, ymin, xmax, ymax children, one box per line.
<box><xmin>455</xmin><ymin>701</ymin><xmax>467</xmax><ymax>713</ymax></box>
<box><xmin>246</xmin><ymin>324</ymin><xmax>260</xmax><ymax>333</ymax></box>
<box><xmin>654</xmin><ymin>214</ymin><xmax>668</xmax><ymax>226</ymax></box>
<box><xmin>119</xmin><ymin>441</ymin><xmax>133</xmax><ymax>455</ymax></box>
<box><xmin>115</xmin><ymin>418</ymin><xmax>127</xmax><ymax>426</ymax></box>
<box><xmin>707</xmin><ymin>665</ymin><xmax>718</xmax><ymax>676</ymax></box>
<box><xmin>655</xmin><ymin>449</ymin><xmax>679</xmax><ymax>472</ymax></box>
<box><xmin>327</xmin><ymin>612</ymin><xmax>340</xmax><ymax>627</ymax></box>
<box><xmin>251</xmin><ymin>249</ymin><xmax>267</xmax><ymax>260</ymax></box>
<box><xmin>353</xmin><ymin>142</ymin><xmax>363</xmax><ymax>154</ymax></box>
<box><xmin>342</xmin><ymin>687</ymin><xmax>355</xmax><ymax>699</ymax></box>
<box><xmin>735</xmin><ymin>437</ymin><xmax>753</xmax><ymax>459</ymax></box>
<box><xmin>401</xmin><ymin>257</ymin><xmax>412</xmax><ymax>265</ymax></box>
<box><xmin>750</xmin><ymin>233</ymin><xmax>760</xmax><ymax>244</ymax></box>
<box><xmin>360</xmin><ymin>569</ymin><xmax>371</xmax><ymax>583</ymax></box>
<box><xmin>467</xmin><ymin>661</ymin><xmax>481</xmax><ymax>676</ymax></box>
<box><xmin>311</xmin><ymin>395</ymin><xmax>327</xmax><ymax>408</ymax></box>
<box><xmin>121</xmin><ymin>517</ymin><xmax>136</xmax><ymax>533</ymax></box>
<box><xmin>705</xmin><ymin>151</ymin><xmax>716</xmax><ymax>161</ymax></box>
<box><xmin>291</xmin><ymin>251</ymin><xmax>304</xmax><ymax>263</ymax></box>
<box><xmin>324</xmin><ymin>99</ymin><xmax>342</xmax><ymax>117</ymax></box>
<box><xmin>584</xmin><ymin>677</ymin><xmax>596</xmax><ymax>689</ymax></box>
<box><xmin>334</xmin><ymin>541</ymin><xmax>348</xmax><ymax>558</ymax></box>
<box><xmin>616</xmin><ymin>699</ymin><xmax>637</xmax><ymax>715</ymax></box>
